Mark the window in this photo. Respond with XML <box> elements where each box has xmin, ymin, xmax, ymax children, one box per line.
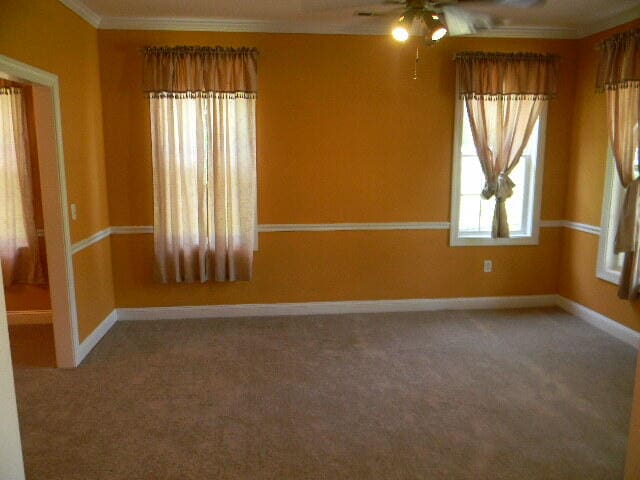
<box><xmin>0</xmin><ymin>86</ymin><xmax>42</xmax><ymax>285</ymax></box>
<box><xmin>450</xmin><ymin>100</ymin><xmax>547</xmax><ymax>246</ymax></box>
<box><xmin>597</xmin><ymin>150</ymin><xmax>640</xmax><ymax>284</ymax></box>
<box><xmin>144</xmin><ymin>46</ymin><xmax>258</xmax><ymax>283</ymax></box>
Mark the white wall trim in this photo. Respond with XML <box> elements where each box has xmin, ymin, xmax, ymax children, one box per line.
<box><xmin>76</xmin><ymin>296</ymin><xmax>636</xmax><ymax>362</ymax></box>
<box><xmin>117</xmin><ymin>295</ymin><xmax>558</xmax><ymax>321</ymax></box>
<box><xmin>7</xmin><ymin>310</ymin><xmax>53</xmax><ymax>326</ymax></box>
<box><xmin>556</xmin><ymin>296</ymin><xmax>639</xmax><ymax>348</ymax></box>
<box><xmin>110</xmin><ymin>225</ymin><xmax>153</xmax><ymax>235</ymax></box>
<box><xmin>110</xmin><ymin>223</ymin><xmax>454</xmax><ymax>234</ymax></box>
<box><xmin>564</xmin><ymin>221</ymin><xmax>601</xmax><ymax>236</ymax></box>
<box><xmin>76</xmin><ymin>220</ymin><xmax>601</xmax><ymax>244</ymax></box>
<box><xmin>70</xmin><ymin>227</ymin><xmax>111</xmax><ymax>255</ymax></box>
<box><xmin>539</xmin><ymin>220</ymin><xmax>564</xmax><ymax>228</ymax></box>
<box><xmin>258</xmin><ymin>222</ymin><xmax>451</xmax><ymax>232</ymax></box>
<box><xmin>57</xmin><ymin>0</ymin><xmax>102</xmax><ymax>28</ymax></box>
<box><xmin>0</xmin><ymin>280</ymin><xmax>25</xmax><ymax>480</ymax></box>
<box><xmin>76</xmin><ymin>309</ymin><xmax>118</xmax><ymax>364</ymax></box>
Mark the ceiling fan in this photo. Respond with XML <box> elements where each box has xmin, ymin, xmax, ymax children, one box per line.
<box><xmin>349</xmin><ymin>0</ymin><xmax>546</xmax><ymax>44</ymax></box>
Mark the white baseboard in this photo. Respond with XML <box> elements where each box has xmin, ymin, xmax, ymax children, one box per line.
<box><xmin>116</xmin><ymin>295</ymin><xmax>558</xmax><ymax>321</ymax></box>
<box><xmin>67</xmin><ymin>296</ymin><xmax>637</xmax><ymax>367</ymax></box>
<box><xmin>7</xmin><ymin>310</ymin><xmax>52</xmax><ymax>326</ymax></box>
<box><xmin>556</xmin><ymin>296</ymin><xmax>640</xmax><ymax>348</ymax></box>
<box><xmin>76</xmin><ymin>309</ymin><xmax>118</xmax><ymax>365</ymax></box>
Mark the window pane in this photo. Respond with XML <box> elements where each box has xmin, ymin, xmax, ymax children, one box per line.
<box><xmin>459</xmin><ymin>196</ymin><xmax>481</xmax><ymax>232</ymax></box>
<box><xmin>456</xmin><ymin>103</ymin><xmax>539</xmax><ymax>238</ymax></box>
<box><xmin>460</xmin><ymin>156</ymin><xmax>484</xmax><ymax>195</ymax></box>
<box><xmin>478</xmin><ymin>196</ymin><xmax>494</xmax><ymax>232</ymax></box>
<box><xmin>460</xmin><ymin>110</ymin><xmax>477</xmax><ymax>156</ymax></box>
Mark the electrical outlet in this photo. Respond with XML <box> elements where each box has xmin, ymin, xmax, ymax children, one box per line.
<box><xmin>70</xmin><ymin>203</ymin><xmax>77</xmax><ymax>221</ymax></box>
<box><xmin>483</xmin><ymin>260</ymin><xmax>492</xmax><ymax>273</ymax></box>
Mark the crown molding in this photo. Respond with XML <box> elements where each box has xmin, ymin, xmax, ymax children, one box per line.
<box><xmin>56</xmin><ymin>0</ymin><xmax>637</xmax><ymax>38</ymax></box>
<box><xmin>57</xmin><ymin>0</ymin><xmax>102</xmax><ymax>28</ymax></box>
<box><xmin>98</xmin><ymin>16</ymin><xmax>389</xmax><ymax>35</ymax></box>
<box><xmin>98</xmin><ymin>15</ymin><xmax>582</xmax><ymax>38</ymax></box>
<box><xmin>468</xmin><ymin>25</ymin><xmax>578</xmax><ymax>39</ymax></box>
<box><xmin>577</xmin><ymin>5</ymin><xmax>640</xmax><ymax>38</ymax></box>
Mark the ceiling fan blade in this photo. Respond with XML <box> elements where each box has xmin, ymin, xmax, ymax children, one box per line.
<box><xmin>355</xmin><ymin>7</ymin><xmax>406</xmax><ymax>17</ymax></box>
<box><xmin>302</xmin><ymin>0</ymin><xmax>405</xmax><ymax>13</ymax></box>
<box><xmin>456</xmin><ymin>0</ymin><xmax>545</xmax><ymax>6</ymax></box>
<box><xmin>442</xmin><ymin>5</ymin><xmax>496</xmax><ymax>36</ymax></box>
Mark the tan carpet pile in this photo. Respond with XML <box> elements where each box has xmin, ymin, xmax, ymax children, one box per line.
<box><xmin>13</xmin><ymin>307</ymin><xmax>637</xmax><ymax>479</ymax></box>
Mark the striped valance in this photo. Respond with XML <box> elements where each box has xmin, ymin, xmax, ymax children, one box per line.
<box><xmin>143</xmin><ymin>46</ymin><xmax>258</xmax><ymax>98</ymax></box>
<box><xmin>596</xmin><ymin>29</ymin><xmax>640</xmax><ymax>92</ymax></box>
<box><xmin>455</xmin><ymin>52</ymin><xmax>560</xmax><ymax>100</ymax></box>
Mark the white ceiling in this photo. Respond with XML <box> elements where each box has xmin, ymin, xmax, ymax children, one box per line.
<box><xmin>61</xmin><ymin>0</ymin><xmax>640</xmax><ymax>37</ymax></box>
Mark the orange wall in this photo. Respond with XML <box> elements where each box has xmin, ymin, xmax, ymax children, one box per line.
<box><xmin>73</xmin><ymin>238</ymin><xmax>115</xmax><ymax>340</ymax></box>
<box><xmin>98</xmin><ymin>30</ymin><xmax>576</xmax><ymax>308</ymax></box>
<box><xmin>0</xmin><ymin>0</ymin><xmax>115</xmax><ymax>340</ymax></box>
<box><xmin>112</xmin><ymin>229</ymin><xmax>562</xmax><ymax>307</ymax></box>
<box><xmin>559</xmin><ymin>19</ymin><xmax>640</xmax><ymax>333</ymax></box>
<box><xmin>2</xmin><ymin>3</ymin><xmax>636</xmax><ymax>337</ymax></box>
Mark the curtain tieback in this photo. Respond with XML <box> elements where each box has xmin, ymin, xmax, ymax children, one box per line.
<box><xmin>482</xmin><ymin>174</ymin><xmax>515</xmax><ymax>202</ymax></box>
<box><xmin>615</xmin><ymin>178</ymin><xmax>640</xmax><ymax>254</ymax></box>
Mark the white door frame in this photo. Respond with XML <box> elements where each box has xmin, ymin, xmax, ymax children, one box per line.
<box><xmin>0</xmin><ymin>279</ymin><xmax>25</xmax><ymax>479</ymax></box>
<box><xmin>0</xmin><ymin>54</ymin><xmax>79</xmax><ymax>368</ymax></box>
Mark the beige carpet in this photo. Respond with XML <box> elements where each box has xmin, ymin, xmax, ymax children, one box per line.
<box><xmin>14</xmin><ymin>307</ymin><xmax>638</xmax><ymax>479</ymax></box>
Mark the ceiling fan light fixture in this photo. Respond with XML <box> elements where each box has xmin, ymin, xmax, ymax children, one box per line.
<box><xmin>391</xmin><ymin>12</ymin><xmax>414</xmax><ymax>42</ymax></box>
<box><xmin>431</xmin><ymin>26</ymin><xmax>448</xmax><ymax>41</ymax></box>
<box><xmin>422</xmin><ymin>13</ymin><xmax>448</xmax><ymax>43</ymax></box>
<box><xmin>392</xmin><ymin>25</ymin><xmax>410</xmax><ymax>42</ymax></box>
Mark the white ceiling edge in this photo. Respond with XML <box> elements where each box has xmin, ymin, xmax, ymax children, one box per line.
<box><xmin>58</xmin><ymin>0</ymin><xmax>101</xmax><ymax>28</ymax></box>
<box><xmin>58</xmin><ymin>0</ymin><xmax>637</xmax><ymax>40</ymax></box>
<box><xmin>98</xmin><ymin>16</ymin><xmax>390</xmax><ymax>35</ymax></box>
<box><xmin>97</xmin><ymin>16</ymin><xmax>580</xmax><ymax>38</ymax></box>
<box><xmin>576</xmin><ymin>5</ymin><xmax>640</xmax><ymax>37</ymax></box>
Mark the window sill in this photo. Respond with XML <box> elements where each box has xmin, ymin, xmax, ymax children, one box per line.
<box><xmin>450</xmin><ymin>233</ymin><xmax>539</xmax><ymax>247</ymax></box>
<box><xmin>596</xmin><ymin>268</ymin><xmax>621</xmax><ymax>286</ymax></box>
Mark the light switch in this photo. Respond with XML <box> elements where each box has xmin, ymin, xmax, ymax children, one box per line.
<box><xmin>483</xmin><ymin>260</ymin><xmax>492</xmax><ymax>273</ymax></box>
<box><xmin>70</xmin><ymin>203</ymin><xmax>77</xmax><ymax>221</ymax></box>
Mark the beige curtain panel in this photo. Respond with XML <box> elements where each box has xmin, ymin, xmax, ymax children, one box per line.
<box><xmin>0</xmin><ymin>87</ymin><xmax>44</xmax><ymax>286</ymax></box>
<box><xmin>455</xmin><ymin>52</ymin><xmax>559</xmax><ymax>238</ymax></box>
<box><xmin>145</xmin><ymin>46</ymin><xmax>257</xmax><ymax>283</ymax></box>
<box><xmin>143</xmin><ymin>46</ymin><xmax>258</xmax><ymax>95</ymax></box>
<box><xmin>597</xmin><ymin>29</ymin><xmax>640</xmax><ymax>301</ymax></box>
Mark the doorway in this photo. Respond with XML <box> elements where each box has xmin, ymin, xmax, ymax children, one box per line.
<box><xmin>0</xmin><ymin>55</ymin><xmax>79</xmax><ymax>369</ymax></box>
<box><xmin>3</xmin><ymin>80</ymin><xmax>55</xmax><ymax>367</ymax></box>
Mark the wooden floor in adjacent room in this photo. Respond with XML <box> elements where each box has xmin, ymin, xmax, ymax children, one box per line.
<box><xmin>9</xmin><ymin>324</ymin><xmax>56</xmax><ymax>369</ymax></box>
<box><xmin>12</xmin><ymin>308</ymin><xmax>638</xmax><ymax>479</ymax></box>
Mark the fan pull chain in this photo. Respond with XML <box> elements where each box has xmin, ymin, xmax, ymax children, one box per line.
<box><xmin>413</xmin><ymin>46</ymin><xmax>420</xmax><ymax>80</ymax></box>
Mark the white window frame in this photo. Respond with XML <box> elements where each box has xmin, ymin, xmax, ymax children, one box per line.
<box><xmin>449</xmin><ymin>96</ymin><xmax>547</xmax><ymax>247</ymax></box>
<box><xmin>597</xmin><ymin>150</ymin><xmax>624</xmax><ymax>285</ymax></box>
